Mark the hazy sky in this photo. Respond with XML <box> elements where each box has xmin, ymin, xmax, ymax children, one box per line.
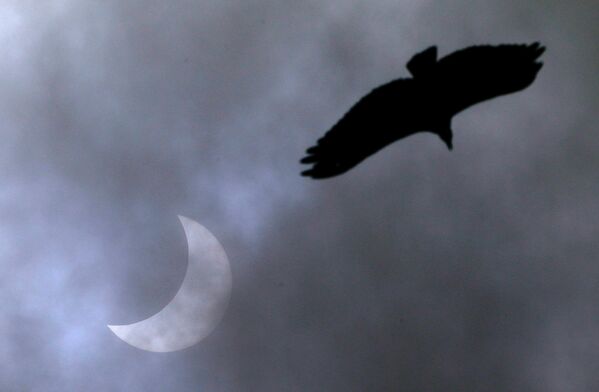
<box><xmin>1</xmin><ymin>1</ymin><xmax>598</xmax><ymax>391</ymax></box>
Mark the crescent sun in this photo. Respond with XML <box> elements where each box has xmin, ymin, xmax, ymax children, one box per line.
<box><xmin>108</xmin><ymin>215</ymin><xmax>232</xmax><ymax>352</ymax></box>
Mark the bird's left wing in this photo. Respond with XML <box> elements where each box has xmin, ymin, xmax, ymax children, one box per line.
<box><xmin>435</xmin><ymin>42</ymin><xmax>545</xmax><ymax>115</ymax></box>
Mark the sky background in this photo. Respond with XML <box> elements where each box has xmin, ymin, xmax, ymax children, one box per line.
<box><xmin>1</xmin><ymin>0</ymin><xmax>598</xmax><ymax>390</ymax></box>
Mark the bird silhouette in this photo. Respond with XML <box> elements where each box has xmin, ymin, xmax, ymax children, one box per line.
<box><xmin>300</xmin><ymin>42</ymin><xmax>545</xmax><ymax>179</ymax></box>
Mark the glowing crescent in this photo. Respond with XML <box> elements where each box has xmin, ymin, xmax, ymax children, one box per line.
<box><xmin>108</xmin><ymin>215</ymin><xmax>232</xmax><ymax>352</ymax></box>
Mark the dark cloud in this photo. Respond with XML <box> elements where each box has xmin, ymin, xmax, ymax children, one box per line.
<box><xmin>1</xmin><ymin>0</ymin><xmax>598</xmax><ymax>390</ymax></box>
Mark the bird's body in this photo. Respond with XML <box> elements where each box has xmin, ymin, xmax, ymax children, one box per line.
<box><xmin>300</xmin><ymin>43</ymin><xmax>545</xmax><ymax>179</ymax></box>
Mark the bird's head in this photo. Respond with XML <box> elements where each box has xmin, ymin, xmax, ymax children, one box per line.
<box><xmin>439</xmin><ymin>130</ymin><xmax>453</xmax><ymax>150</ymax></box>
<box><xmin>438</xmin><ymin>128</ymin><xmax>453</xmax><ymax>150</ymax></box>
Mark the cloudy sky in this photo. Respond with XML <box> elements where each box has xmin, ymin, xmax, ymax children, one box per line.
<box><xmin>1</xmin><ymin>0</ymin><xmax>598</xmax><ymax>390</ymax></box>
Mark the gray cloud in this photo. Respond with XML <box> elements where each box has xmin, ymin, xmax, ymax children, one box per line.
<box><xmin>0</xmin><ymin>0</ymin><xmax>598</xmax><ymax>390</ymax></box>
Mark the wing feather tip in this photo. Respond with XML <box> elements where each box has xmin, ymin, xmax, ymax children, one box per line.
<box><xmin>301</xmin><ymin>166</ymin><xmax>341</xmax><ymax>179</ymax></box>
<box><xmin>300</xmin><ymin>169</ymin><xmax>320</xmax><ymax>179</ymax></box>
<box><xmin>300</xmin><ymin>155</ymin><xmax>318</xmax><ymax>164</ymax></box>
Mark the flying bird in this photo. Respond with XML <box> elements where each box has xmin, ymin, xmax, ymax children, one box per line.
<box><xmin>300</xmin><ymin>42</ymin><xmax>545</xmax><ymax>179</ymax></box>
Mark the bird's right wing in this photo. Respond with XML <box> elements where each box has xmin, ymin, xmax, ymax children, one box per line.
<box><xmin>406</xmin><ymin>46</ymin><xmax>437</xmax><ymax>77</ymax></box>
<box><xmin>300</xmin><ymin>79</ymin><xmax>419</xmax><ymax>179</ymax></box>
<box><xmin>435</xmin><ymin>42</ymin><xmax>545</xmax><ymax>115</ymax></box>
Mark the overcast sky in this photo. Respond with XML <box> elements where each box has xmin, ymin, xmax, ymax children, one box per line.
<box><xmin>1</xmin><ymin>0</ymin><xmax>598</xmax><ymax>391</ymax></box>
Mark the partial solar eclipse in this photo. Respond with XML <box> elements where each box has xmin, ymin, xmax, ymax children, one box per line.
<box><xmin>108</xmin><ymin>216</ymin><xmax>232</xmax><ymax>352</ymax></box>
